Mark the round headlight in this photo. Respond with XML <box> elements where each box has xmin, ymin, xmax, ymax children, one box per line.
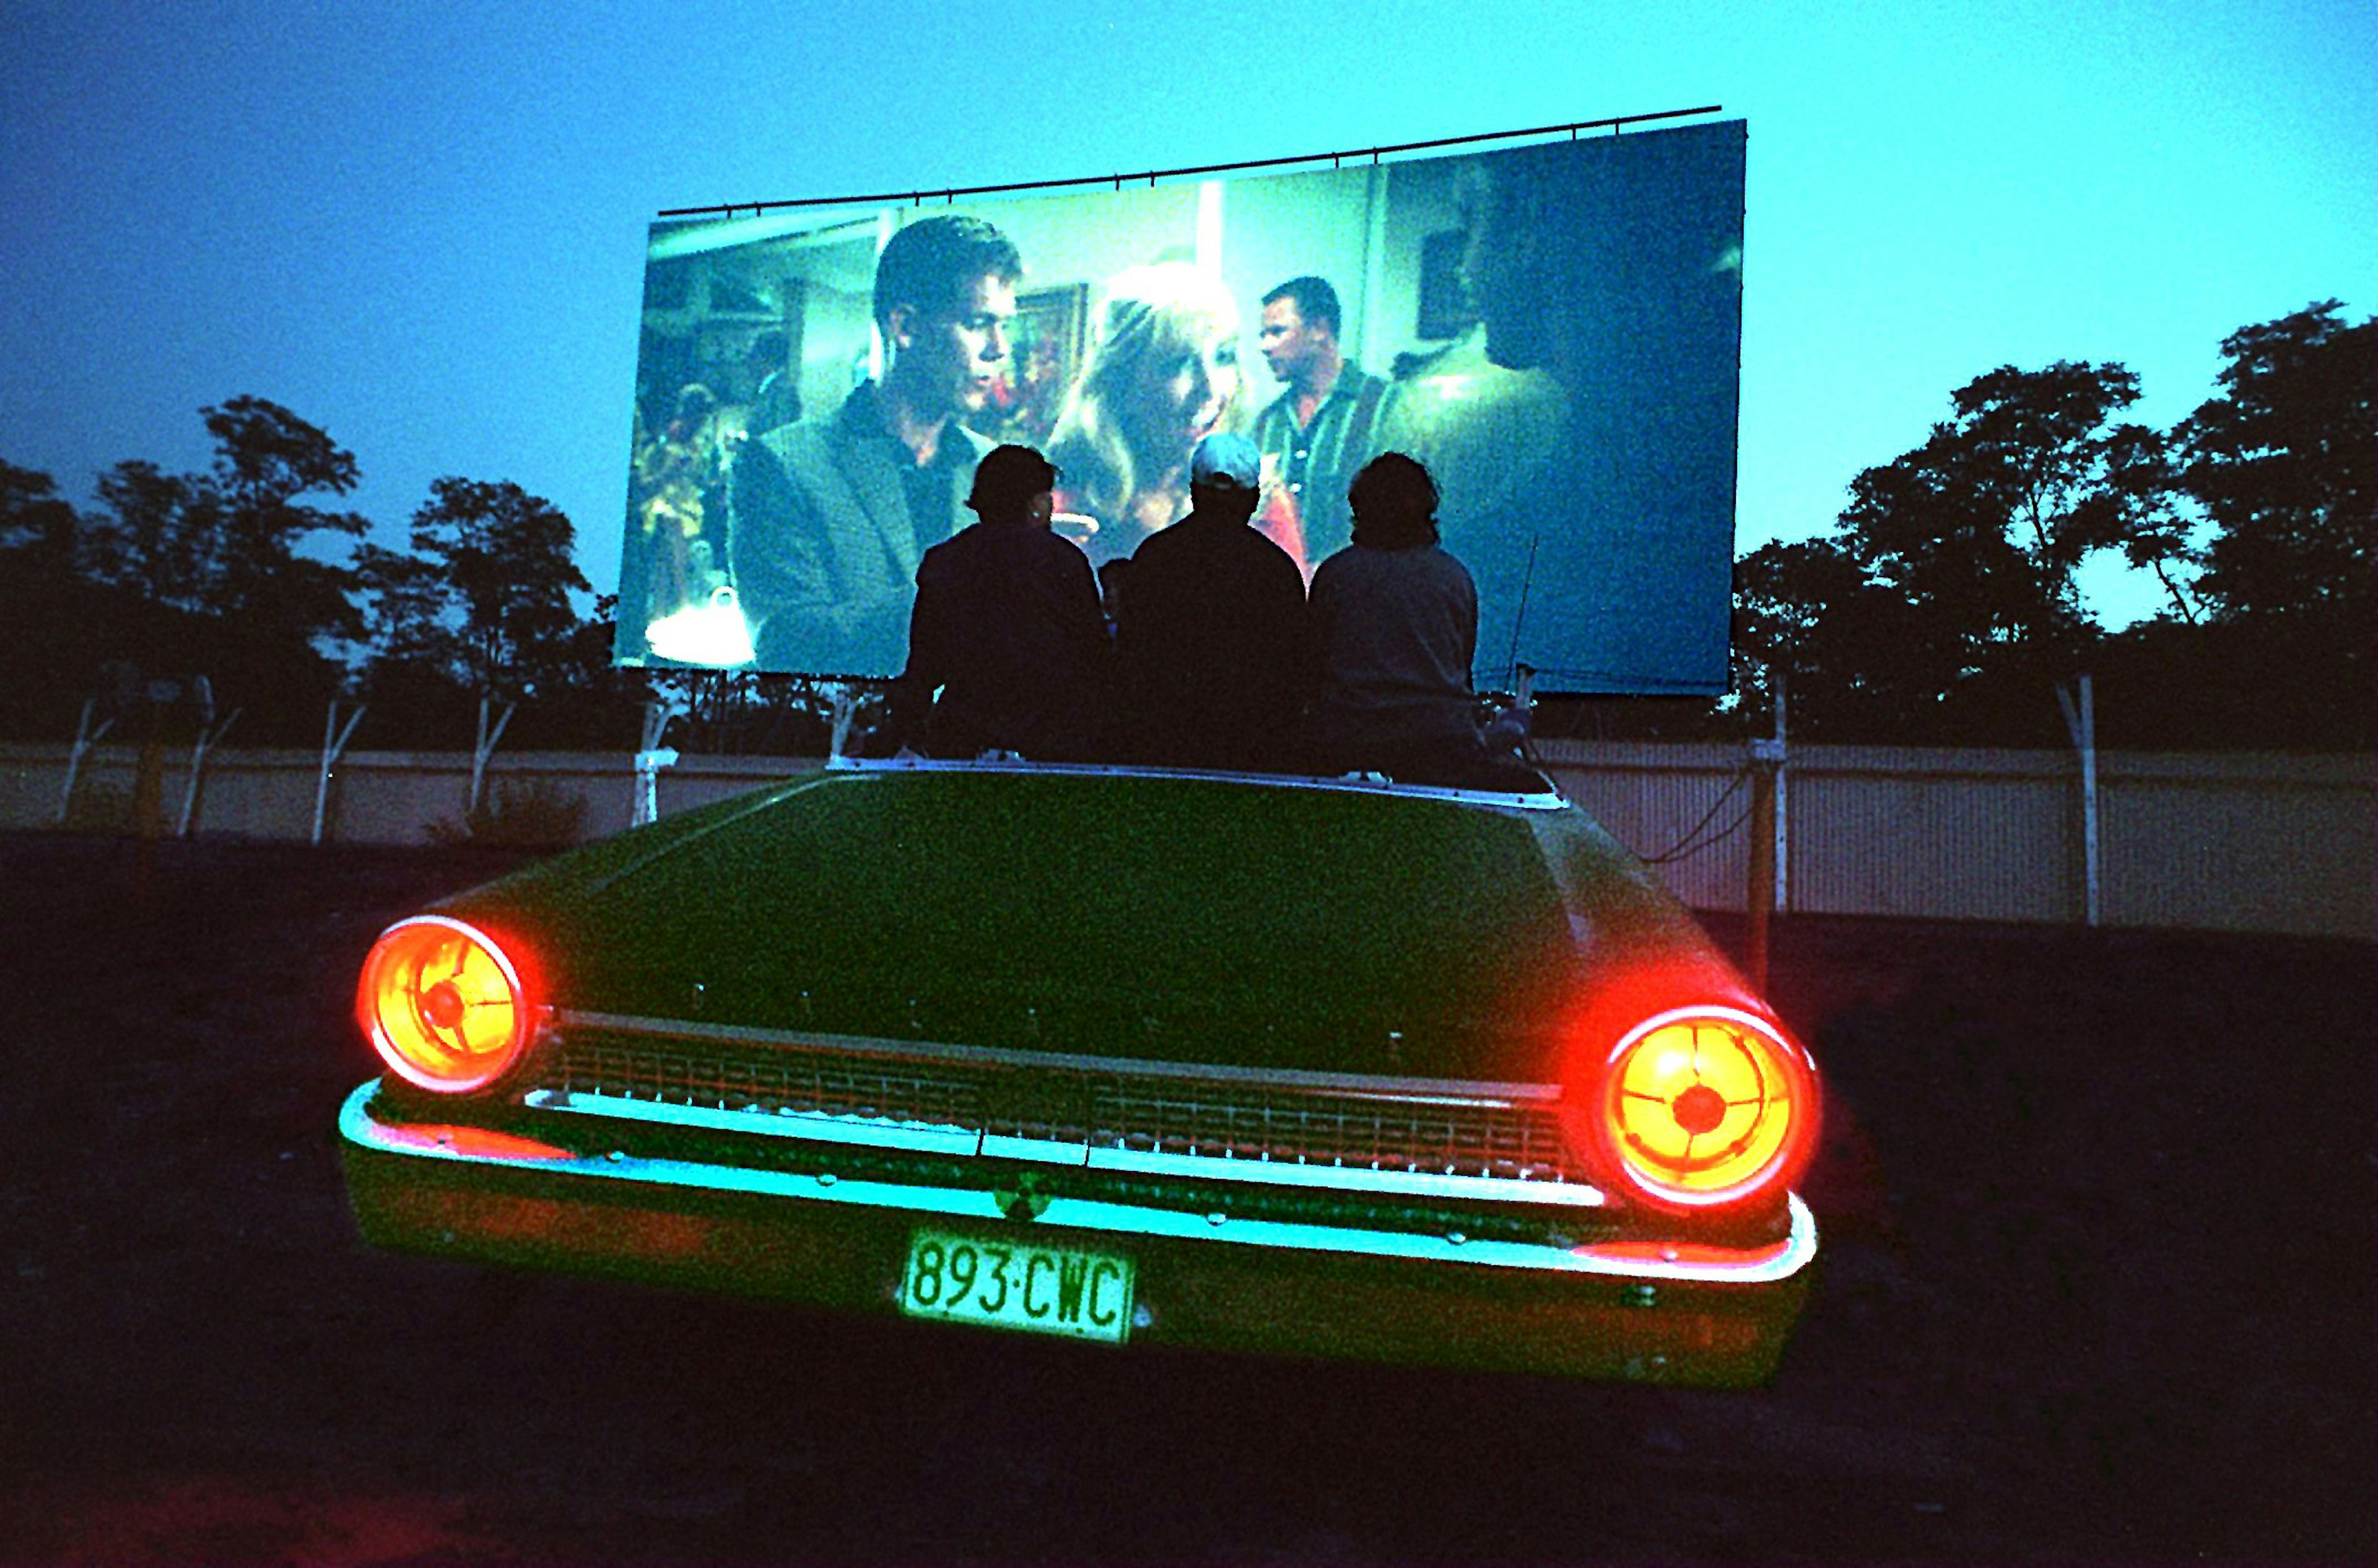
<box><xmin>1590</xmin><ymin>1005</ymin><xmax>1818</xmax><ymax>1213</ymax></box>
<box><xmin>356</xmin><ymin>915</ymin><xmax>534</xmax><ymax>1093</ymax></box>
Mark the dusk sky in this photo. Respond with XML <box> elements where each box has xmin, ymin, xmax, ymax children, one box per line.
<box><xmin>5</xmin><ymin>0</ymin><xmax>2371</xmax><ymax>629</ymax></box>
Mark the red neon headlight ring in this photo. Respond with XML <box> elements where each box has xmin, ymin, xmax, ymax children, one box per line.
<box><xmin>1583</xmin><ymin>1003</ymin><xmax>1821</xmax><ymax>1215</ymax></box>
<box><xmin>355</xmin><ymin>914</ymin><xmax>538</xmax><ymax>1094</ymax></box>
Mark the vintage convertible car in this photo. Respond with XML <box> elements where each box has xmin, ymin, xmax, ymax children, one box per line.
<box><xmin>340</xmin><ymin>756</ymin><xmax>1820</xmax><ymax>1387</ymax></box>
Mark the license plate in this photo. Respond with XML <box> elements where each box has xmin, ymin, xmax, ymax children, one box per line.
<box><xmin>899</xmin><ymin>1228</ymin><xmax>1134</xmax><ymax>1344</ymax></box>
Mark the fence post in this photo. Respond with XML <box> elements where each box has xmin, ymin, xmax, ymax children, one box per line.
<box><xmin>468</xmin><ymin>697</ymin><xmax>516</xmax><ymax>817</ymax></box>
<box><xmin>313</xmin><ymin>700</ymin><xmax>366</xmax><ymax>847</ymax></box>
<box><xmin>1745</xmin><ymin>737</ymin><xmax>1785</xmax><ymax>989</ymax></box>
<box><xmin>827</xmin><ymin>682</ymin><xmax>857</xmax><ymax>761</ymax></box>
<box><xmin>1772</xmin><ymin>668</ymin><xmax>1790</xmax><ymax>913</ymax></box>
<box><xmin>176</xmin><ymin>708</ymin><xmax>240</xmax><ymax>837</ymax></box>
<box><xmin>632</xmin><ymin>700</ymin><xmax>680</xmax><ymax>828</ymax></box>
<box><xmin>2056</xmin><ymin>674</ymin><xmax>2101</xmax><ymax>926</ymax></box>
<box><xmin>58</xmin><ymin>698</ymin><xmax>113</xmax><ymax>825</ymax></box>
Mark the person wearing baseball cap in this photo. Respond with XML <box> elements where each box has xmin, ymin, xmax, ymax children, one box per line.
<box><xmin>1112</xmin><ymin>432</ymin><xmax>1309</xmax><ymax>772</ymax></box>
<box><xmin>1187</xmin><ymin>429</ymin><xmax>1261</xmax><ymax>489</ymax></box>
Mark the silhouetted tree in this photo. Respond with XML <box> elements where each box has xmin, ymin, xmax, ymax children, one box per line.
<box><xmin>1842</xmin><ymin>361</ymin><xmax>2138</xmax><ymax>660</ymax></box>
<box><xmin>83</xmin><ymin>460</ymin><xmax>212</xmax><ymax>611</ymax></box>
<box><xmin>350</xmin><ymin>539</ymin><xmax>476</xmax><ymax>737</ymax></box>
<box><xmin>1732</xmin><ymin>537</ymin><xmax>1926</xmax><ymax>739</ymax></box>
<box><xmin>81</xmin><ymin>398</ymin><xmax>368</xmax><ymax>647</ymax></box>
<box><xmin>9</xmin><ymin>403</ymin><xmax>364</xmax><ymax>741</ymax></box>
<box><xmin>352</xmin><ymin>542</ymin><xmax>453</xmax><ymax>671</ymax></box>
<box><xmin>2180</xmin><ymin>302</ymin><xmax>2372</xmax><ymax>630</ymax></box>
<box><xmin>2091</xmin><ymin>422</ymin><xmax>2203</xmax><ymax>624</ymax></box>
<box><xmin>359</xmin><ymin>477</ymin><xmax>591</xmax><ymax>706</ymax></box>
<box><xmin>1727</xmin><ymin>362</ymin><xmax>2158</xmax><ymax>741</ymax></box>
<box><xmin>196</xmin><ymin>396</ymin><xmax>370</xmax><ymax>642</ymax></box>
<box><xmin>1</xmin><ymin>462</ymin><xmax>77</xmax><ymax>579</ymax></box>
<box><xmin>510</xmin><ymin>595</ymin><xmax>656</xmax><ymax>748</ymax></box>
<box><xmin>1734</xmin><ymin>319</ymin><xmax>2372</xmax><ymax>750</ymax></box>
<box><xmin>0</xmin><ymin>464</ymin><xmax>109</xmax><ymax>734</ymax></box>
<box><xmin>2156</xmin><ymin>302</ymin><xmax>2375</xmax><ymax>748</ymax></box>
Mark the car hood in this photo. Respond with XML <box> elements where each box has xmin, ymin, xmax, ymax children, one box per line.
<box><xmin>439</xmin><ymin>767</ymin><xmax>1741</xmax><ymax>1084</ymax></box>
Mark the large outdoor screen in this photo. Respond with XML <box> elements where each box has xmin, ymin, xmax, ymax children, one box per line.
<box><xmin>620</xmin><ymin>120</ymin><xmax>1746</xmax><ymax>695</ymax></box>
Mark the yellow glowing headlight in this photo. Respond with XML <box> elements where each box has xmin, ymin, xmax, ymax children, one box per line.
<box><xmin>1595</xmin><ymin>1005</ymin><xmax>1817</xmax><ymax>1211</ymax></box>
<box><xmin>356</xmin><ymin>915</ymin><xmax>533</xmax><ymax>1093</ymax></box>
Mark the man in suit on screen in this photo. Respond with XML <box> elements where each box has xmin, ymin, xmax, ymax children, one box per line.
<box><xmin>729</xmin><ymin>214</ymin><xmax>1023</xmax><ymax>676</ymax></box>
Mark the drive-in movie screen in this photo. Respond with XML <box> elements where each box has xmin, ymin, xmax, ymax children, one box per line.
<box><xmin>619</xmin><ymin>121</ymin><xmax>1745</xmax><ymax>694</ymax></box>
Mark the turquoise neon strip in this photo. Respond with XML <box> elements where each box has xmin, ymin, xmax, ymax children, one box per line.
<box><xmin>525</xmin><ymin>1088</ymin><xmax>986</xmax><ymax>1157</ymax></box>
<box><xmin>342</xmin><ymin>1082</ymin><xmax>1816</xmax><ymax>1285</ymax></box>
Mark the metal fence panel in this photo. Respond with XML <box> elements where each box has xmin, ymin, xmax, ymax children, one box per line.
<box><xmin>3</xmin><ymin>741</ymin><xmax>2369</xmax><ymax>938</ymax></box>
<box><xmin>1532</xmin><ymin>739</ymin><xmax>2371</xmax><ymax>938</ymax></box>
<box><xmin>2099</xmin><ymin>752</ymin><xmax>2373</xmax><ymax>937</ymax></box>
<box><xmin>1788</xmin><ymin>754</ymin><xmax>2075</xmax><ymax>923</ymax></box>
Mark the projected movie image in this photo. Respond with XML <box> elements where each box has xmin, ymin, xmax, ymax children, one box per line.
<box><xmin>621</xmin><ymin>120</ymin><xmax>1745</xmax><ymax>695</ymax></box>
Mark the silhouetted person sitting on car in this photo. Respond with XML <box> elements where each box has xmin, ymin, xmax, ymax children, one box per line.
<box><xmin>889</xmin><ymin>445</ymin><xmax>1110</xmax><ymax>760</ymax></box>
<box><xmin>1304</xmin><ymin>452</ymin><xmax>1524</xmax><ymax>788</ymax></box>
<box><xmin>1113</xmin><ymin>432</ymin><xmax>1309</xmax><ymax>772</ymax></box>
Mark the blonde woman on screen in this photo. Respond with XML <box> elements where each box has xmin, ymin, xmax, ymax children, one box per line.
<box><xmin>1047</xmin><ymin>262</ymin><xmax>1244</xmax><ymax>569</ymax></box>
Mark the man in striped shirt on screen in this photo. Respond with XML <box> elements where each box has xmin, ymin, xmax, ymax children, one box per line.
<box><xmin>1251</xmin><ymin>275</ymin><xmax>1396</xmax><ymax>578</ymax></box>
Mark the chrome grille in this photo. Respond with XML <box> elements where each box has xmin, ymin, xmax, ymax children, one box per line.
<box><xmin>1089</xmin><ymin>1082</ymin><xmax>1569</xmax><ymax>1179</ymax></box>
<box><xmin>558</xmin><ymin>1034</ymin><xmax>992</xmax><ymax>1131</ymax></box>
<box><xmin>536</xmin><ymin>1025</ymin><xmax>1584</xmax><ymax>1187</ymax></box>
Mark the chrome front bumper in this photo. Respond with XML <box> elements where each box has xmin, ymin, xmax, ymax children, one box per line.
<box><xmin>340</xmin><ymin>1080</ymin><xmax>1818</xmax><ymax>1386</ymax></box>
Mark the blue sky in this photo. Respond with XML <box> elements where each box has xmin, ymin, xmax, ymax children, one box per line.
<box><xmin>4</xmin><ymin>0</ymin><xmax>2371</xmax><ymax>629</ymax></box>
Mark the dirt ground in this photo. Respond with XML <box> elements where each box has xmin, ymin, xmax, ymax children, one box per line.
<box><xmin>0</xmin><ymin>830</ymin><xmax>2369</xmax><ymax>1561</ymax></box>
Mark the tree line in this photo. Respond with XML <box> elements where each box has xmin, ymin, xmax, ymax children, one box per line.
<box><xmin>0</xmin><ymin>399</ymin><xmax>871</xmax><ymax>754</ymax></box>
<box><xmin>0</xmin><ymin>397</ymin><xmax>657</xmax><ymax>751</ymax></box>
<box><xmin>1729</xmin><ymin>300</ymin><xmax>2371</xmax><ymax>750</ymax></box>
<box><xmin>2</xmin><ymin>298</ymin><xmax>2368</xmax><ymax>756</ymax></box>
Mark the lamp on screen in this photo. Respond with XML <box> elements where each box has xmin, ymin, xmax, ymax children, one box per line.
<box><xmin>645</xmin><ymin>588</ymin><xmax>757</xmax><ymax>667</ymax></box>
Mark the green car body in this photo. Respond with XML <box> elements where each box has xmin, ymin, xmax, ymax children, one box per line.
<box><xmin>341</xmin><ymin>759</ymin><xmax>1818</xmax><ymax>1386</ymax></box>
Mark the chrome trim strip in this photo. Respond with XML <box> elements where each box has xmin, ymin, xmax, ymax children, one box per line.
<box><xmin>520</xmin><ymin>1088</ymin><xmax>1605</xmax><ymax>1206</ymax></box>
<box><xmin>343</xmin><ymin>1082</ymin><xmax>1812</xmax><ymax>1284</ymax></box>
<box><xmin>825</xmin><ymin>752</ymin><xmax>1569</xmax><ymax>811</ymax></box>
<box><xmin>553</xmin><ymin>1011</ymin><xmax>1564</xmax><ymax>1104</ymax></box>
<box><xmin>1082</xmin><ymin>1144</ymin><xmax>1606</xmax><ymax>1208</ymax></box>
